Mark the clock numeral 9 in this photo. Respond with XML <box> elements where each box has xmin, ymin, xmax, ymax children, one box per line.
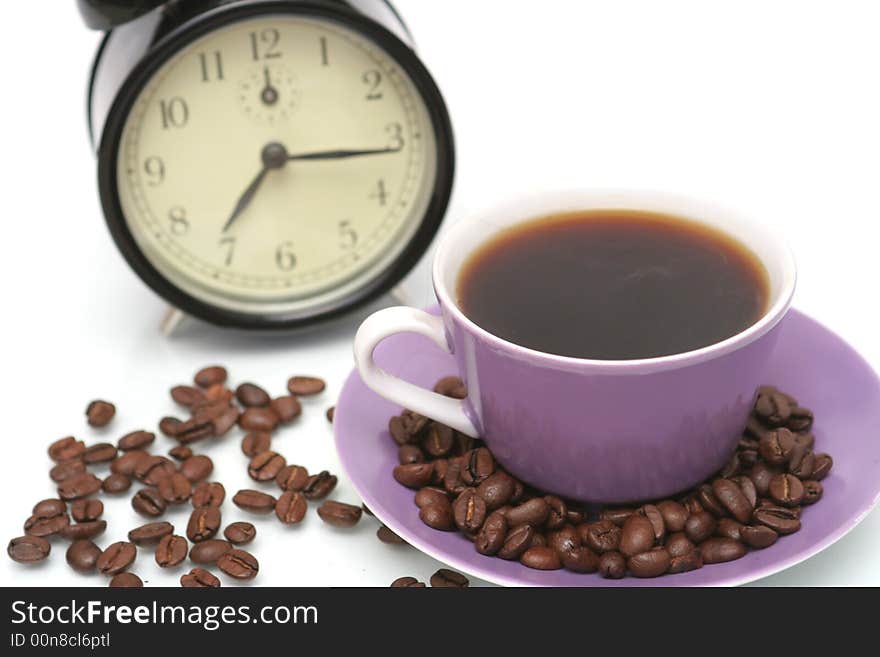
<box><xmin>276</xmin><ymin>241</ymin><xmax>296</xmax><ymax>271</ymax></box>
<box><xmin>369</xmin><ymin>179</ymin><xmax>388</xmax><ymax>206</ymax></box>
<box><xmin>339</xmin><ymin>221</ymin><xmax>358</xmax><ymax>250</ymax></box>
<box><xmin>160</xmin><ymin>97</ymin><xmax>189</xmax><ymax>129</ymax></box>
<box><xmin>219</xmin><ymin>237</ymin><xmax>236</xmax><ymax>266</ymax></box>
<box><xmin>199</xmin><ymin>51</ymin><xmax>224</xmax><ymax>82</ymax></box>
<box><xmin>386</xmin><ymin>122</ymin><xmax>405</xmax><ymax>150</ymax></box>
<box><xmin>250</xmin><ymin>28</ymin><xmax>281</xmax><ymax>60</ymax></box>
<box><xmin>363</xmin><ymin>70</ymin><xmax>383</xmax><ymax>100</ymax></box>
<box><xmin>143</xmin><ymin>157</ymin><xmax>165</xmax><ymax>187</ymax></box>
<box><xmin>168</xmin><ymin>207</ymin><xmax>189</xmax><ymax>236</ymax></box>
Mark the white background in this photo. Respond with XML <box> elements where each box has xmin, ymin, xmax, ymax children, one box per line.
<box><xmin>1</xmin><ymin>0</ymin><xmax>878</xmax><ymax>587</ymax></box>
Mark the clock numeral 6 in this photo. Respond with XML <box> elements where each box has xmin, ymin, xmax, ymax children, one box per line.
<box><xmin>339</xmin><ymin>221</ymin><xmax>358</xmax><ymax>250</ymax></box>
<box><xmin>168</xmin><ymin>207</ymin><xmax>189</xmax><ymax>236</ymax></box>
<box><xmin>143</xmin><ymin>157</ymin><xmax>165</xmax><ymax>187</ymax></box>
<box><xmin>160</xmin><ymin>97</ymin><xmax>189</xmax><ymax>129</ymax></box>
<box><xmin>363</xmin><ymin>70</ymin><xmax>383</xmax><ymax>100</ymax></box>
<box><xmin>219</xmin><ymin>237</ymin><xmax>236</xmax><ymax>266</ymax></box>
<box><xmin>276</xmin><ymin>241</ymin><xmax>296</xmax><ymax>271</ymax></box>
<box><xmin>386</xmin><ymin>122</ymin><xmax>405</xmax><ymax>150</ymax></box>
<box><xmin>250</xmin><ymin>28</ymin><xmax>281</xmax><ymax>60</ymax></box>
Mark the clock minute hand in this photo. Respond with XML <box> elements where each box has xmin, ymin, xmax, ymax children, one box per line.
<box><xmin>286</xmin><ymin>146</ymin><xmax>401</xmax><ymax>161</ymax></box>
<box><xmin>222</xmin><ymin>167</ymin><xmax>269</xmax><ymax>233</ymax></box>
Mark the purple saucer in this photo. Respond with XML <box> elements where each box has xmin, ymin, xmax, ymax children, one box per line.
<box><xmin>334</xmin><ymin>307</ymin><xmax>880</xmax><ymax>586</ymax></box>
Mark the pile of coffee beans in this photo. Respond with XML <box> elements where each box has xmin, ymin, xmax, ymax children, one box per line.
<box><xmin>7</xmin><ymin>366</ymin><xmax>355</xmax><ymax>587</ymax></box>
<box><xmin>391</xmin><ymin>568</ymin><xmax>470</xmax><ymax>588</ymax></box>
<box><xmin>387</xmin><ymin>381</ymin><xmax>834</xmax><ymax>579</ymax></box>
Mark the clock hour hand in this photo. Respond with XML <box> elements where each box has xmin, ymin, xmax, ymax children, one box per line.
<box><xmin>222</xmin><ymin>142</ymin><xmax>289</xmax><ymax>233</ymax></box>
<box><xmin>286</xmin><ymin>146</ymin><xmax>402</xmax><ymax>161</ymax></box>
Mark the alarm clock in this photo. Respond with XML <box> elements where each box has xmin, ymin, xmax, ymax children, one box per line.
<box><xmin>83</xmin><ymin>0</ymin><xmax>454</xmax><ymax>330</ymax></box>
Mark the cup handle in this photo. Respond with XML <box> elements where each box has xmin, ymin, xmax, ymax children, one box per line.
<box><xmin>353</xmin><ymin>306</ymin><xmax>479</xmax><ymax>437</ymax></box>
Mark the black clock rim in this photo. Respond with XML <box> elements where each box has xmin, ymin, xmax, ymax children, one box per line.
<box><xmin>97</xmin><ymin>0</ymin><xmax>455</xmax><ymax>330</ymax></box>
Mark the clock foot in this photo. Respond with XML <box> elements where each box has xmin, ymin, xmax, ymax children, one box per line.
<box><xmin>160</xmin><ymin>307</ymin><xmax>187</xmax><ymax>337</ymax></box>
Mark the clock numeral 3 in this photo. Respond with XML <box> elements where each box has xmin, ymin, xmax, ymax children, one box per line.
<box><xmin>199</xmin><ymin>51</ymin><xmax>224</xmax><ymax>82</ymax></box>
<box><xmin>250</xmin><ymin>28</ymin><xmax>281</xmax><ymax>60</ymax></box>
<box><xmin>369</xmin><ymin>179</ymin><xmax>388</xmax><ymax>206</ymax></box>
<box><xmin>275</xmin><ymin>241</ymin><xmax>296</xmax><ymax>271</ymax></box>
<box><xmin>363</xmin><ymin>70</ymin><xmax>383</xmax><ymax>100</ymax></box>
<box><xmin>143</xmin><ymin>157</ymin><xmax>165</xmax><ymax>187</ymax></box>
<box><xmin>219</xmin><ymin>237</ymin><xmax>236</xmax><ymax>266</ymax></box>
<box><xmin>386</xmin><ymin>122</ymin><xmax>404</xmax><ymax>150</ymax></box>
<box><xmin>160</xmin><ymin>97</ymin><xmax>189</xmax><ymax>129</ymax></box>
<box><xmin>168</xmin><ymin>207</ymin><xmax>189</xmax><ymax>236</ymax></box>
<box><xmin>339</xmin><ymin>221</ymin><xmax>358</xmax><ymax>250</ymax></box>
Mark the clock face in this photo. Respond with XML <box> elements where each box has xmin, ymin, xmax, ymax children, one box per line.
<box><xmin>115</xmin><ymin>13</ymin><xmax>439</xmax><ymax>316</ymax></box>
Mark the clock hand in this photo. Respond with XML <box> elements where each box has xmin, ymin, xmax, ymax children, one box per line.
<box><xmin>260</xmin><ymin>66</ymin><xmax>278</xmax><ymax>106</ymax></box>
<box><xmin>222</xmin><ymin>142</ymin><xmax>289</xmax><ymax>233</ymax></box>
<box><xmin>285</xmin><ymin>146</ymin><xmax>402</xmax><ymax>161</ymax></box>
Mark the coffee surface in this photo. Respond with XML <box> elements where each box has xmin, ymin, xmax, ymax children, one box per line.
<box><xmin>457</xmin><ymin>210</ymin><xmax>769</xmax><ymax>359</ymax></box>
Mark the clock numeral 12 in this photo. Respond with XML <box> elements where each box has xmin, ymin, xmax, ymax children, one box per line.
<box><xmin>250</xmin><ymin>28</ymin><xmax>281</xmax><ymax>60</ymax></box>
<box><xmin>276</xmin><ymin>241</ymin><xmax>296</xmax><ymax>271</ymax></box>
<box><xmin>160</xmin><ymin>97</ymin><xmax>189</xmax><ymax>129</ymax></box>
<box><xmin>339</xmin><ymin>221</ymin><xmax>358</xmax><ymax>250</ymax></box>
<box><xmin>199</xmin><ymin>51</ymin><xmax>224</xmax><ymax>82</ymax></box>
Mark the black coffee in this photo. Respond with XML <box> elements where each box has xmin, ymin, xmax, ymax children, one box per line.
<box><xmin>457</xmin><ymin>210</ymin><xmax>769</xmax><ymax>359</ymax></box>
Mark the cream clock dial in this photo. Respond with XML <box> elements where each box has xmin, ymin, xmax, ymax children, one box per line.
<box><xmin>114</xmin><ymin>14</ymin><xmax>440</xmax><ymax>317</ymax></box>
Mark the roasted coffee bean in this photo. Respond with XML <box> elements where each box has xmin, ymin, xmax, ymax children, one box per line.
<box><xmin>787</xmin><ymin>406</ymin><xmax>814</xmax><ymax>432</ymax></box>
<box><xmin>233</xmin><ymin>489</ymin><xmax>277</xmax><ymax>514</ymax></box>
<box><xmin>598</xmin><ymin>551</ymin><xmax>626</xmax><ymax>579</ymax></box>
<box><xmin>739</xmin><ymin>449</ymin><xmax>759</xmax><ymax>468</ymax></box>
<box><xmin>135</xmin><ymin>456</ymin><xmax>176</xmax><ymax>486</ymax></box>
<box><xmin>419</xmin><ymin>501</ymin><xmax>455</xmax><ymax>531</ymax></box>
<box><xmin>169</xmin><ymin>445</ymin><xmax>193</xmax><ymax>461</ymax></box>
<box><xmin>61</xmin><ymin>520</ymin><xmax>106</xmax><ymax>540</ymax></box>
<box><xmin>159</xmin><ymin>417</ymin><xmax>183</xmax><ymax>437</ymax></box>
<box><xmin>194</xmin><ymin>366</ymin><xmax>227</xmax><ymax>388</ymax></box>
<box><xmin>86</xmin><ymin>400</ymin><xmax>116</xmax><ymax>427</ymax></box>
<box><xmin>108</xmin><ymin>572</ymin><xmax>143</xmax><ymax>588</ymax></box>
<box><xmin>415</xmin><ymin>487</ymin><xmax>449</xmax><ymax>509</ymax></box>
<box><xmin>582</xmin><ymin>520</ymin><xmax>622</xmax><ymax>554</ymax></box>
<box><xmin>628</xmin><ymin>547</ymin><xmax>671</xmax><ymax>578</ymax></box>
<box><xmin>102</xmin><ymin>473</ymin><xmax>132</xmax><ymax>494</ymax></box>
<box><xmin>740</xmin><ymin>524</ymin><xmax>778</xmax><ymax>548</ymax></box>
<box><xmin>802</xmin><ymin>480</ymin><xmax>823</xmax><ymax>505</ymax></box>
<box><xmin>287</xmin><ymin>376</ymin><xmax>326</xmax><ymax>396</ymax></box>
<box><xmin>66</xmin><ymin>540</ymin><xmax>101</xmax><ymax>573</ymax></box>
<box><xmin>811</xmin><ymin>453</ymin><xmax>833</xmax><ymax>480</ymax></box>
<box><xmin>376</xmin><ymin>525</ymin><xmax>406</xmax><ymax>545</ymax></box>
<box><xmin>753</xmin><ymin>505</ymin><xmax>801</xmax><ymax>534</ymax></box>
<box><xmin>638</xmin><ymin>504</ymin><xmax>666</xmax><ymax>542</ymax></box>
<box><xmin>235</xmin><ymin>383</ymin><xmax>271</xmax><ymax>407</ymax></box>
<box><xmin>158</xmin><ymin>472</ymin><xmax>193</xmax><ymax>504</ymax></box>
<box><xmin>393</xmin><ymin>463</ymin><xmax>434</xmax><ymax>489</ymax></box>
<box><xmin>498</xmin><ymin>524</ymin><xmax>534</xmax><ymax>560</ymax></box>
<box><xmin>529</xmin><ymin>533</ymin><xmax>548</xmax><ymax>549</ymax></box>
<box><xmin>668</xmin><ymin>549</ymin><xmax>704</xmax><ymax>574</ymax></box>
<box><xmin>50</xmin><ymin>459</ymin><xmax>86</xmax><ymax>482</ymax></box>
<box><xmin>58</xmin><ymin>472</ymin><xmax>103</xmax><ymax>500</ymax></box>
<box><xmin>33</xmin><ymin>499</ymin><xmax>66</xmax><ymax>517</ymax></box>
<box><xmin>83</xmin><ymin>442</ymin><xmax>118</xmax><ymax>464</ymax></box>
<box><xmin>212</xmin><ymin>406</ymin><xmax>240</xmax><ymax>436</ymax></box>
<box><xmin>132</xmin><ymin>488</ymin><xmax>166</xmax><ymax>517</ymax></box>
<box><xmin>566</xmin><ymin>508</ymin><xmax>586</xmax><ymax>526</ymax></box>
<box><xmin>180</xmin><ymin>455</ymin><xmax>214</xmax><ymax>483</ymax></box>
<box><xmin>719</xmin><ymin>452</ymin><xmax>741</xmax><ymax>479</ymax></box>
<box><xmin>665</xmin><ymin>532</ymin><xmax>695</xmax><ymax>558</ymax></box>
<box><xmin>443</xmin><ymin>459</ymin><xmax>467</xmax><ymax>495</ymax></box>
<box><xmin>238</xmin><ymin>407</ymin><xmax>280</xmax><ymax>433</ymax></box>
<box><xmin>461</xmin><ymin>448</ymin><xmax>494</xmax><ymax>486</ymax></box>
<box><xmin>759</xmin><ymin>428</ymin><xmax>796</xmax><ymax>465</ymax></box>
<box><xmin>431</xmin><ymin>459</ymin><xmax>449</xmax><ymax>486</ymax></box>
<box><xmin>685</xmin><ymin>511</ymin><xmax>717</xmax><ymax>544</ymax></box>
<box><xmin>241</xmin><ymin>431</ymin><xmax>271</xmax><ymax>457</ymax></box>
<box><xmin>71</xmin><ymin>499</ymin><xmax>103</xmax><ymax>522</ymax></box>
<box><xmin>560</xmin><ymin>546</ymin><xmax>600</xmax><ymax>573</ymax></box>
<box><xmin>318</xmin><ymin>500</ymin><xmax>363</xmax><ymax>528</ymax></box>
<box><xmin>423</xmin><ymin>423</ymin><xmax>454</xmax><ymax>458</ymax></box>
<box><xmin>174</xmin><ymin>415</ymin><xmax>215</xmax><ymax>444</ymax></box>
<box><xmin>682</xmin><ymin>496</ymin><xmax>703</xmax><ymax>515</ymax></box>
<box><xmin>275</xmin><ymin>465</ymin><xmax>309</xmax><ymax>492</ymax></box>
<box><xmin>326</xmin><ymin>407</ymin><xmax>335</xmax><ymax>423</ymax></box>
<box><xmin>96</xmin><ymin>541</ymin><xmax>137</xmax><ymax>575</ymax></box>
<box><xmin>111</xmin><ymin>450</ymin><xmax>147</xmax><ymax>476</ymax></box>
<box><xmin>434</xmin><ymin>376</ymin><xmax>467</xmax><ymax>399</ymax></box>
<box><xmin>715</xmin><ymin>518</ymin><xmax>744</xmax><ymax>542</ymax></box>
<box><xmin>248</xmin><ymin>451</ymin><xmax>286</xmax><ymax>482</ymax></box>
<box><xmin>656</xmin><ymin>500</ymin><xmax>688</xmax><ymax>533</ymax></box>
<box><xmin>388</xmin><ymin>416</ymin><xmax>413</xmax><ymax>445</ymax></box>
<box><xmin>187</xmin><ymin>507</ymin><xmax>221</xmax><ymax>542</ymax></box>
<box><xmin>547</xmin><ymin>526</ymin><xmax>580</xmax><ymax>555</ymax></box>
<box><xmin>8</xmin><ymin>536</ymin><xmax>51</xmax><ymax>563</ymax></box>
<box><xmin>156</xmin><ymin>534</ymin><xmax>189</xmax><ymax>567</ymax></box>
<box><xmin>749</xmin><ymin>462</ymin><xmax>778</xmax><ymax>497</ymax></box>
<box><xmin>600</xmin><ymin>508</ymin><xmax>635</xmax><ymax>527</ymax></box>
<box><xmin>712</xmin><ymin>478</ymin><xmax>753</xmax><ymax>523</ymax></box>
<box><xmin>217</xmin><ymin>549</ymin><xmax>259</xmax><ymax>580</ymax></box>
<box><xmin>474</xmin><ymin>471</ymin><xmax>515</xmax><ymax>511</ymax></box>
<box><xmin>696</xmin><ymin>484</ymin><xmax>726</xmax><ymax>517</ymax></box>
<box><xmin>755</xmin><ymin>388</ymin><xmax>792</xmax><ymax>426</ymax></box>
<box><xmin>181</xmin><ymin>568</ymin><xmax>221</xmax><ymax>588</ymax></box>
<box><xmin>744</xmin><ymin>415</ymin><xmax>770</xmax><ymax>440</ymax></box>
<box><xmin>732</xmin><ymin>475</ymin><xmax>758</xmax><ymax>509</ymax></box>
<box><xmin>24</xmin><ymin>511</ymin><xmax>69</xmax><ymax>537</ymax></box>
<box><xmin>191</xmin><ymin>481</ymin><xmax>225</xmax><ymax>508</ymax></box>
<box><xmin>453</xmin><ymin>489</ymin><xmax>487</xmax><ymax>533</ymax></box>
<box><xmin>544</xmin><ymin>496</ymin><xmax>567</xmax><ymax>531</ymax></box>
<box><xmin>519</xmin><ymin>546</ymin><xmax>561</xmax><ymax>570</ymax></box>
<box><xmin>275</xmin><ymin>491</ymin><xmax>308</xmax><ymax>525</ymax></box>
<box><xmin>475</xmin><ymin>511</ymin><xmax>508</xmax><ymax>555</ymax></box>
<box><xmin>49</xmin><ymin>437</ymin><xmax>86</xmax><ymax>462</ymax></box>
<box><xmin>302</xmin><ymin>471</ymin><xmax>338</xmax><ymax>500</ymax></box>
<box><xmin>700</xmin><ymin>537</ymin><xmax>747</xmax><ymax>564</ymax></box>
<box><xmin>117</xmin><ymin>430</ymin><xmax>155</xmax><ymax>452</ymax></box>
<box><xmin>271</xmin><ymin>396</ymin><xmax>302</xmax><ymax>424</ymax></box>
<box><xmin>204</xmin><ymin>383</ymin><xmax>234</xmax><ymax>403</ymax></box>
<box><xmin>788</xmin><ymin>444</ymin><xmax>815</xmax><ymax>479</ymax></box>
<box><xmin>129</xmin><ymin>521</ymin><xmax>174</xmax><ymax>546</ymax></box>
<box><xmin>391</xmin><ymin>576</ymin><xmax>425</xmax><ymax>588</ymax></box>
<box><xmin>398</xmin><ymin>445</ymin><xmax>425</xmax><ymax>464</ymax></box>
<box><xmin>768</xmin><ymin>473</ymin><xmax>805</xmax><ymax>507</ymax></box>
<box><xmin>505</xmin><ymin>498</ymin><xmax>550</xmax><ymax>528</ymax></box>
<box><xmin>224</xmin><ymin>522</ymin><xmax>256</xmax><ymax>545</ymax></box>
<box><xmin>794</xmin><ymin>432</ymin><xmax>816</xmax><ymax>450</ymax></box>
<box><xmin>620</xmin><ymin>515</ymin><xmax>656</xmax><ymax>557</ymax></box>
<box><xmin>170</xmin><ymin>385</ymin><xmax>206</xmax><ymax>408</ymax></box>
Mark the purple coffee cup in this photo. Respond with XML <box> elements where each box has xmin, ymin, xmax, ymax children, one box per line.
<box><xmin>354</xmin><ymin>191</ymin><xmax>796</xmax><ymax>503</ymax></box>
